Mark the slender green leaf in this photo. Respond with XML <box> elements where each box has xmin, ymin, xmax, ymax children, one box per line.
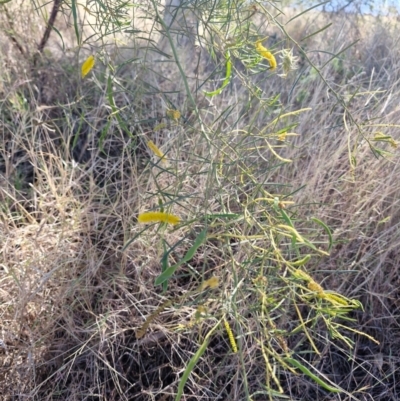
<box><xmin>280</xmin><ymin>209</ymin><xmax>294</xmax><ymax>228</ymax></box>
<box><xmin>204</xmin><ymin>53</ymin><xmax>232</xmax><ymax>97</ymax></box>
<box><xmin>106</xmin><ymin>75</ymin><xmax>133</xmax><ymax>138</ymax></box>
<box><xmin>290</xmin><ymin>254</ymin><xmax>311</xmax><ymax>266</ymax></box>
<box><xmin>321</xmin><ymin>40</ymin><xmax>360</xmax><ymax>70</ymax></box>
<box><xmin>311</xmin><ymin>217</ymin><xmax>333</xmax><ymax>251</ymax></box>
<box><xmin>204</xmin><ymin>213</ymin><xmax>241</xmax><ymax>220</ymax></box>
<box><xmin>71</xmin><ymin>0</ymin><xmax>80</xmax><ymax>45</ymax></box>
<box><xmin>51</xmin><ymin>26</ymin><xmax>65</xmax><ymax>52</ymax></box>
<box><xmin>301</xmin><ymin>23</ymin><xmax>332</xmax><ymax>41</ymax></box>
<box><xmin>155</xmin><ymin>229</ymin><xmax>207</xmax><ymax>286</ymax></box>
<box><xmin>287</xmin><ymin>1</ymin><xmax>330</xmax><ymax>23</ymax></box>
<box><xmin>175</xmin><ymin>320</ymin><xmax>220</xmax><ymax>401</ymax></box>
<box><xmin>122</xmin><ymin>226</ymin><xmax>155</xmax><ymax>252</ymax></box>
<box><xmin>284</xmin><ymin>358</ymin><xmax>341</xmax><ymax>393</ymax></box>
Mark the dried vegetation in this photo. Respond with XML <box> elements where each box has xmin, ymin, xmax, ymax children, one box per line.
<box><xmin>1</xmin><ymin>1</ymin><xmax>400</xmax><ymax>400</ymax></box>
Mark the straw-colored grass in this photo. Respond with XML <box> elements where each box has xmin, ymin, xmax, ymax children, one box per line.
<box><xmin>1</xmin><ymin>1</ymin><xmax>400</xmax><ymax>400</ymax></box>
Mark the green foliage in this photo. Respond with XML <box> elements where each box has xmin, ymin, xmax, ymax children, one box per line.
<box><xmin>155</xmin><ymin>229</ymin><xmax>208</xmax><ymax>286</ymax></box>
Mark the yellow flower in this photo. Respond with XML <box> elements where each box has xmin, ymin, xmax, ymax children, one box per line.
<box><xmin>224</xmin><ymin>319</ymin><xmax>238</xmax><ymax>353</ymax></box>
<box><xmin>166</xmin><ymin>109</ymin><xmax>181</xmax><ymax>121</ymax></box>
<box><xmin>308</xmin><ymin>281</ymin><xmax>324</xmax><ymax>294</ymax></box>
<box><xmin>147</xmin><ymin>140</ymin><xmax>165</xmax><ymax>161</ymax></box>
<box><xmin>255</xmin><ymin>40</ymin><xmax>277</xmax><ymax>70</ymax></box>
<box><xmin>81</xmin><ymin>55</ymin><xmax>95</xmax><ymax>78</ymax></box>
<box><xmin>138</xmin><ymin>211</ymin><xmax>180</xmax><ymax>225</ymax></box>
<box><xmin>200</xmin><ymin>276</ymin><xmax>219</xmax><ymax>290</ymax></box>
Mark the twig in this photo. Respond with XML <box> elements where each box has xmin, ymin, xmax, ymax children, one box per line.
<box><xmin>37</xmin><ymin>0</ymin><xmax>62</xmax><ymax>54</ymax></box>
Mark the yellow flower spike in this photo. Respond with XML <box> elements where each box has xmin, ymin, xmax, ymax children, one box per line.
<box><xmin>308</xmin><ymin>281</ymin><xmax>324</xmax><ymax>294</ymax></box>
<box><xmin>322</xmin><ymin>293</ymin><xmax>350</xmax><ymax>306</ymax></box>
<box><xmin>277</xmin><ymin>335</ymin><xmax>290</xmax><ymax>354</ymax></box>
<box><xmin>255</xmin><ymin>40</ymin><xmax>277</xmax><ymax>70</ymax></box>
<box><xmin>223</xmin><ymin>319</ymin><xmax>238</xmax><ymax>353</ymax></box>
<box><xmin>81</xmin><ymin>55</ymin><xmax>95</xmax><ymax>78</ymax></box>
<box><xmin>293</xmin><ymin>269</ymin><xmax>313</xmax><ymax>282</ymax></box>
<box><xmin>147</xmin><ymin>140</ymin><xmax>166</xmax><ymax>162</ymax></box>
<box><xmin>136</xmin><ymin>299</ymin><xmax>172</xmax><ymax>339</ymax></box>
<box><xmin>138</xmin><ymin>211</ymin><xmax>180</xmax><ymax>225</ymax></box>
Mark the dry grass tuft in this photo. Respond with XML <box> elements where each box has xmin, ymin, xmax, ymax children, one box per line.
<box><xmin>1</xmin><ymin>1</ymin><xmax>400</xmax><ymax>400</ymax></box>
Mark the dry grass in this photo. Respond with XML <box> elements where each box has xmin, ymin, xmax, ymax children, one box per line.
<box><xmin>1</xmin><ymin>1</ymin><xmax>400</xmax><ymax>400</ymax></box>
